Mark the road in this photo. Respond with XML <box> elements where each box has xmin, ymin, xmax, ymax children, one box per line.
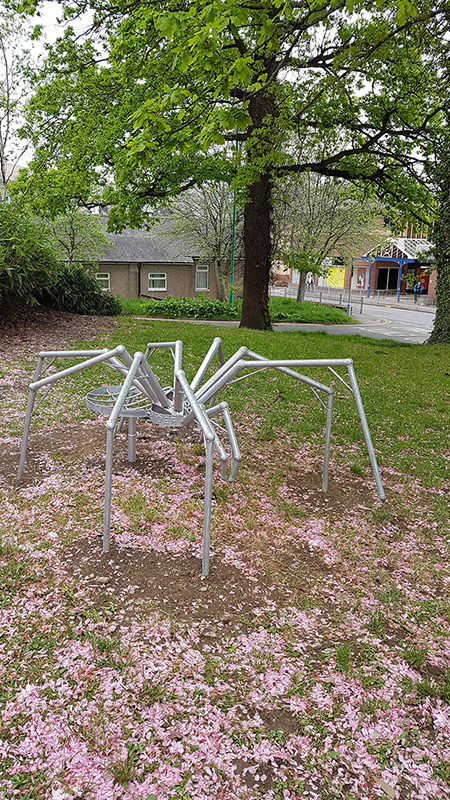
<box><xmin>273</xmin><ymin>304</ymin><xmax>435</xmax><ymax>344</ymax></box>
<box><xmin>183</xmin><ymin>305</ymin><xmax>435</xmax><ymax>344</ymax></box>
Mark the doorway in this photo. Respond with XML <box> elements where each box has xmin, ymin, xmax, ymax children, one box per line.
<box><xmin>377</xmin><ymin>266</ymin><xmax>399</xmax><ymax>291</ymax></box>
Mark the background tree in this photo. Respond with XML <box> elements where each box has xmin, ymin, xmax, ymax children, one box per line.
<box><xmin>16</xmin><ymin>0</ymin><xmax>447</xmax><ymax>328</ymax></box>
<box><xmin>46</xmin><ymin>206</ymin><xmax>111</xmax><ymax>271</ymax></box>
<box><xmin>156</xmin><ymin>183</ymin><xmax>243</xmax><ymax>301</ymax></box>
<box><xmin>274</xmin><ymin>174</ymin><xmax>381</xmax><ymax>302</ymax></box>
<box><xmin>0</xmin><ymin>11</ymin><xmax>37</xmax><ymax>201</ymax></box>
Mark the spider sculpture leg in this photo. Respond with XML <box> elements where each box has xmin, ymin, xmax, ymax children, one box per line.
<box><xmin>195</xmin><ymin>348</ymin><xmax>335</xmax><ymax>491</ymax></box>
<box><xmin>18</xmin><ymin>346</ymin><xmax>128</xmax><ymax>481</ymax></box>
<box><xmin>193</xmin><ymin>350</ymin><xmax>384</xmax><ymax>500</ymax></box>
<box><xmin>102</xmin><ymin>352</ymin><xmax>148</xmax><ymax>553</ymax></box>
<box><xmin>175</xmin><ymin>370</ymin><xmax>220</xmax><ymax>576</ymax></box>
<box><xmin>245</xmin><ymin>350</ymin><xmax>336</xmax><ymax>492</ymax></box>
<box><xmin>204</xmin><ymin>401</ymin><xmax>242</xmax><ymax>482</ymax></box>
<box><xmin>242</xmin><ymin>357</ymin><xmax>385</xmax><ymax>500</ymax></box>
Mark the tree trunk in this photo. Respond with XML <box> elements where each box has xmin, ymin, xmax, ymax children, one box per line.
<box><xmin>296</xmin><ymin>272</ymin><xmax>307</xmax><ymax>303</ymax></box>
<box><xmin>240</xmin><ymin>172</ymin><xmax>272</xmax><ymax>330</ymax></box>
<box><xmin>428</xmin><ymin>146</ymin><xmax>450</xmax><ymax>344</ymax></box>
<box><xmin>240</xmin><ymin>84</ymin><xmax>276</xmax><ymax>331</ymax></box>
<box><xmin>213</xmin><ymin>259</ymin><xmax>227</xmax><ymax>302</ymax></box>
<box><xmin>428</xmin><ymin>265</ymin><xmax>450</xmax><ymax>344</ymax></box>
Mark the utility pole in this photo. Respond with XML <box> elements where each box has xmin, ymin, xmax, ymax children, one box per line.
<box><xmin>229</xmin><ymin>192</ymin><xmax>236</xmax><ymax>307</ymax></box>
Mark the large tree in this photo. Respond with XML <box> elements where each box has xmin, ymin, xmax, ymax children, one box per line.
<box><xmin>16</xmin><ymin>0</ymin><xmax>447</xmax><ymax>328</ymax></box>
<box><xmin>428</xmin><ymin>134</ymin><xmax>450</xmax><ymax>344</ymax></box>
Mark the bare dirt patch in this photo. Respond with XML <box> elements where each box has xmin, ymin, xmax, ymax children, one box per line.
<box><xmin>0</xmin><ymin>306</ymin><xmax>117</xmax><ymax>356</ymax></box>
<box><xmin>0</xmin><ymin>422</ymin><xmax>185</xmax><ymax>487</ymax></box>
<box><xmin>61</xmin><ymin>537</ymin><xmax>290</xmax><ymax>631</ymax></box>
<box><xmin>286</xmin><ymin>469</ymin><xmax>372</xmax><ymax>516</ymax></box>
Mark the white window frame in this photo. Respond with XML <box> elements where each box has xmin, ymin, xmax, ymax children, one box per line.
<box><xmin>95</xmin><ymin>272</ymin><xmax>110</xmax><ymax>291</ymax></box>
<box><xmin>195</xmin><ymin>263</ymin><xmax>209</xmax><ymax>291</ymax></box>
<box><xmin>148</xmin><ymin>272</ymin><xmax>167</xmax><ymax>292</ymax></box>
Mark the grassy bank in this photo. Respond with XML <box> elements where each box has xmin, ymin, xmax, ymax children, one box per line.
<box><xmin>1</xmin><ymin>316</ymin><xmax>449</xmax><ymax>799</ymax></box>
<box><xmin>119</xmin><ymin>295</ymin><xmax>354</xmax><ymax>324</ymax></box>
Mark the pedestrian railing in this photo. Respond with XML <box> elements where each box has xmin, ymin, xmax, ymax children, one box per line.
<box><xmin>269</xmin><ymin>284</ymin><xmax>435</xmax><ymax>312</ymax></box>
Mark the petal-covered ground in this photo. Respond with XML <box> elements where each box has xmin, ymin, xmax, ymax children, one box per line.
<box><xmin>0</xmin><ymin>310</ymin><xmax>449</xmax><ymax>800</ymax></box>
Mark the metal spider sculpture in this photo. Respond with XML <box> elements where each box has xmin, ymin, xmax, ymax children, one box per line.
<box><xmin>18</xmin><ymin>338</ymin><xmax>385</xmax><ymax>575</ymax></box>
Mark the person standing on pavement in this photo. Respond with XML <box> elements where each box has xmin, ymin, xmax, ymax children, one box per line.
<box><xmin>413</xmin><ymin>280</ymin><xmax>423</xmax><ymax>303</ymax></box>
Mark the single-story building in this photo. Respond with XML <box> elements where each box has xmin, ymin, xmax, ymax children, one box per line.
<box><xmin>279</xmin><ymin>235</ymin><xmax>436</xmax><ymax>302</ymax></box>
<box><xmin>350</xmin><ymin>236</ymin><xmax>435</xmax><ymax>298</ymax></box>
<box><xmin>96</xmin><ymin>227</ymin><xmax>221</xmax><ymax>299</ymax></box>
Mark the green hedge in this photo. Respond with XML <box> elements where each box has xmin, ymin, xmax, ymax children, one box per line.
<box><xmin>38</xmin><ymin>264</ymin><xmax>122</xmax><ymax>316</ymax></box>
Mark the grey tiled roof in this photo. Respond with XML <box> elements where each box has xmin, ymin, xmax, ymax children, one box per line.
<box><xmin>100</xmin><ymin>225</ymin><xmax>194</xmax><ymax>264</ymax></box>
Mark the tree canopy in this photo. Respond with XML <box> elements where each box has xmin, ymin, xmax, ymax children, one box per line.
<box><xmin>15</xmin><ymin>0</ymin><xmax>449</xmax><ymax>327</ymax></box>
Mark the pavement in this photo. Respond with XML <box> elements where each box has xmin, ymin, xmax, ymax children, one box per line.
<box><xmin>134</xmin><ymin>304</ymin><xmax>435</xmax><ymax>345</ymax></box>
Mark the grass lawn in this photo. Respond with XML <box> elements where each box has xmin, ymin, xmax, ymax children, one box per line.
<box><xmin>120</xmin><ymin>296</ymin><xmax>353</xmax><ymax>325</ymax></box>
<box><xmin>0</xmin><ymin>313</ymin><xmax>449</xmax><ymax>800</ymax></box>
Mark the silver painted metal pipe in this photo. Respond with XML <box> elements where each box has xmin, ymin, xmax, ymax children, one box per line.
<box><xmin>346</xmin><ymin>363</ymin><xmax>386</xmax><ymax>500</ymax></box>
<box><xmin>103</xmin><ymin>354</ymin><xmax>146</xmax><ymax>552</ymax></box>
<box><xmin>204</xmin><ymin>401</ymin><xmax>242</xmax><ymax>481</ymax></box>
<box><xmin>322</xmin><ymin>392</ymin><xmax>334</xmax><ymax>492</ymax></box>
<box><xmin>146</xmin><ymin>341</ymin><xmax>178</xmax><ymax>350</ymax></box>
<box><xmin>175</xmin><ymin>371</ymin><xmax>215</xmax><ymax>443</ymax></box>
<box><xmin>245</xmin><ymin>350</ymin><xmax>333</xmax><ymax>395</ymax></box>
<box><xmin>191</xmin><ymin>337</ymin><xmax>223</xmax><ymax>392</ymax></box>
<box><xmin>103</xmin><ymin>427</ymin><xmax>115</xmax><ymax>553</ymax></box>
<box><xmin>203</xmin><ymin>402</ymin><xmax>230</xmax><ymax>479</ymax></box>
<box><xmin>202</xmin><ymin>439</ymin><xmax>214</xmax><ymax>577</ymax></box>
<box><xmin>221</xmin><ymin>403</ymin><xmax>241</xmax><ymax>481</ymax></box>
<box><xmin>118</xmin><ymin>348</ymin><xmax>161</xmax><ymax>405</ymax></box>
<box><xmin>195</xmin><ymin>347</ymin><xmax>248</xmax><ymax>402</ymax></box>
<box><xmin>36</xmin><ymin>350</ymin><xmax>106</xmax><ymax>358</ymax></box>
<box><xmin>194</xmin><ymin>360</ymin><xmax>244</xmax><ymax>407</ymax></box>
<box><xmin>127</xmin><ymin>417</ymin><xmax>137</xmax><ymax>462</ymax></box>
<box><xmin>30</xmin><ymin>347</ymin><xmax>126</xmax><ymax>391</ymax></box>
<box><xmin>139</xmin><ymin>358</ymin><xmax>171</xmax><ymax>409</ymax></box>
<box><xmin>239</xmin><ymin>358</ymin><xmax>353</xmax><ymax>370</ymax></box>
<box><xmin>18</xmin><ymin>388</ymin><xmax>37</xmax><ymax>480</ymax></box>
<box><xmin>106</xmin><ymin>353</ymin><xmax>145</xmax><ymax>431</ymax></box>
<box><xmin>173</xmin><ymin>340</ymin><xmax>183</xmax><ymax>412</ymax></box>
<box><xmin>18</xmin><ymin>353</ymin><xmax>46</xmax><ymax>480</ymax></box>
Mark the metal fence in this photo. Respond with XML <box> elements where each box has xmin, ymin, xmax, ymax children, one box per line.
<box><xmin>270</xmin><ymin>284</ymin><xmax>436</xmax><ymax>312</ymax></box>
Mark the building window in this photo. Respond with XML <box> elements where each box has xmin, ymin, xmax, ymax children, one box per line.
<box><xmin>96</xmin><ymin>272</ymin><xmax>110</xmax><ymax>291</ymax></box>
<box><xmin>195</xmin><ymin>263</ymin><xmax>209</xmax><ymax>291</ymax></box>
<box><xmin>148</xmin><ymin>272</ymin><xmax>167</xmax><ymax>291</ymax></box>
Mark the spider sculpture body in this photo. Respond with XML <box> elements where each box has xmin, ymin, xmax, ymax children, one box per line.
<box><xmin>18</xmin><ymin>338</ymin><xmax>385</xmax><ymax>575</ymax></box>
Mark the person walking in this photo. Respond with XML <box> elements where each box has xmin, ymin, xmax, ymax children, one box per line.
<box><xmin>413</xmin><ymin>280</ymin><xmax>423</xmax><ymax>303</ymax></box>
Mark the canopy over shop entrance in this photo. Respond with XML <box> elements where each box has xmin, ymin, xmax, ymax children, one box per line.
<box><xmin>362</xmin><ymin>237</ymin><xmax>433</xmax><ymax>301</ymax></box>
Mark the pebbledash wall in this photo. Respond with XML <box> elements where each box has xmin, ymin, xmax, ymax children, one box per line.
<box><xmin>97</xmin><ymin>260</ymin><xmax>220</xmax><ymax>300</ymax></box>
<box><xmin>95</xmin><ymin>225</ymin><xmax>221</xmax><ymax>300</ymax></box>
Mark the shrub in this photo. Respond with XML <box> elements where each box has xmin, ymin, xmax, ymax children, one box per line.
<box><xmin>0</xmin><ymin>205</ymin><xmax>57</xmax><ymax>311</ymax></box>
<box><xmin>38</xmin><ymin>264</ymin><xmax>122</xmax><ymax>316</ymax></box>
<box><xmin>120</xmin><ymin>294</ymin><xmax>241</xmax><ymax>319</ymax></box>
